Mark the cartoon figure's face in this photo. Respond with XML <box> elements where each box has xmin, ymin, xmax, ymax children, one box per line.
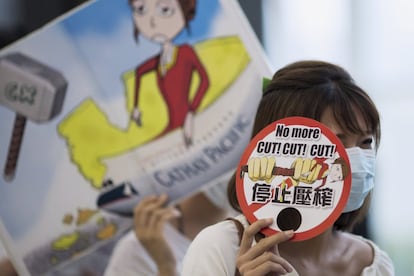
<box><xmin>329</xmin><ymin>163</ymin><xmax>343</xmax><ymax>182</ymax></box>
<box><xmin>131</xmin><ymin>0</ymin><xmax>185</xmax><ymax>43</ymax></box>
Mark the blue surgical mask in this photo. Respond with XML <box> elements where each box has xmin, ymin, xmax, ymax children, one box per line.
<box><xmin>343</xmin><ymin>147</ymin><xmax>376</xmax><ymax>213</ymax></box>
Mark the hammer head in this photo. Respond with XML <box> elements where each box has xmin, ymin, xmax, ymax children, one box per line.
<box><xmin>0</xmin><ymin>52</ymin><xmax>67</xmax><ymax>123</ymax></box>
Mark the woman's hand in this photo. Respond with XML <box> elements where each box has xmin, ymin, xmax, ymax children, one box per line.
<box><xmin>133</xmin><ymin>194</ymin><xmax>181</xmax><ymax>275</ymax></box>
<box><xmin>236</xmin><ymin>218</ymin><xmax>294</xmax><ymax>276</ymax></box>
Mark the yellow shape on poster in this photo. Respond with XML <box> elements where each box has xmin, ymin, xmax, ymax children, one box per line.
<box><xmin>58</xmin><ymin>36</ymin><xmax>250</xmax><ymax>188</ymax></box>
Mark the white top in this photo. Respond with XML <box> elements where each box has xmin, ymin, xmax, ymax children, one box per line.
<box><xmin>104</xmin><ymin>223</ymin><xmax>190</xmax><ymax>276</ymax></box>
<box><xmin>181</xmin><ymin>215</ymin><xmax>395</xmax><ymax>276</ymax></box>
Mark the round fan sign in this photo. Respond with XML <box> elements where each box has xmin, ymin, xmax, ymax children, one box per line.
<box><xmin>236</xmin><ymin>117</ymin><xmax>351</xmax><ymax>241</ymax></box>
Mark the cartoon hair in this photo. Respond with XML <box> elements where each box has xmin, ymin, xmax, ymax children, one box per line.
<box><xmin>128</xmin><ymin>0</ymin><xmax>196</xmax><ymax>41</ymax></box>
<box><xmin>228</xmin><ymin>60</ymin><xmax>381</xmax><ymax>232</ymax></box>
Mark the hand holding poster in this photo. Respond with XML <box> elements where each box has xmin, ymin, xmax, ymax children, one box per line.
<box><xmin>236</xmin><ymin>117</ymin><xmax>351</xmax><ymax>241</ymax></box>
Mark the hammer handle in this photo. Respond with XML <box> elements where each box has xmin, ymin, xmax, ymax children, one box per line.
<box><xmin>4</xmin><ymin>114</ymin><xmax>27</xmax><ymax>182</ymax></box>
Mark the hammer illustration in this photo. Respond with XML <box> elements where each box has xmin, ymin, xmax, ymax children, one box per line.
<box><xmin>0</xmin><ymin>52</ymin><xmax>67</xmax><ymax>181</ymax></box>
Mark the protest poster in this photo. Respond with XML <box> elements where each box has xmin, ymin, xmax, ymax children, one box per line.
<box><xmin>0</xmin><ymin>0</ymin><xmax>271</xmax><ymax>274</ymax></box>
<box><xmin>236</xmin><ymin>117</ymin><xmax>351</xmax><ymax>241</ymax></box>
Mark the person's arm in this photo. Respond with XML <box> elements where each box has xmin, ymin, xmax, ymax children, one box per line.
<box><xmin>0</xmin><ymin>258</ymin><xmax>18</xmax><ymax>276</ymax></box>
<box><xmin>131</xmin><ymin>58</ymin><xmax>158</xmax><ymax>126</ymax></box>
<box><xmin>133</xmin><ymin>194</ymin><xmax>181</xmax><ymax>276</ymax></box>
<box><xmin>181</xmin><ymin>45</ymin><xmax>209</xmax><ymax>146</ymax></box>
<box><xmin>236</xmin><ymin>218</ymin><xmax>294</xmax><ymax>276</ymax></box>
<box><xmin>184</xmin><ymin>45</ymin><xmax>209</xmax><ymax>113</ymax></box>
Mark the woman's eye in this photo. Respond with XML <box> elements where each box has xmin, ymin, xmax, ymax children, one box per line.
<box><xmin>132</xmin><ymin>3</ymin><xmax>146</xmax><ymax>15</ymax></box>
<box><xmin>157</xmin><ymin>4</ymin><xmax>174</xmax><ymax>17</ymax></box>
<box><xmin>361</xmin><ymin>137</ymin><xmax>373</xmax><ymax>148</ymax></box>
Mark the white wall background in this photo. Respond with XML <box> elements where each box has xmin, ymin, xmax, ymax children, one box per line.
<box><xmin>263</xmin><ymin>0</ymin><xmax>414</xmax><ymax>275</ymax></box>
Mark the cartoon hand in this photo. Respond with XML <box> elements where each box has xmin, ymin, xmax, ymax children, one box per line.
<box><xmin>183</xmin><ymin>111</ymin><xmax>193</xmax><ymax>147</ymax></box>
<box><xmin>247</xmin><ymin>157</ymin><xmax>276</xmax><ymax>183</ymax></box>
<box><xmin>131</xmin><ymin>107</ymin><xmax>142</xmax><ymax>126</ymax></box>
<box><xmin>291</xmin><ymin>158</ymin><xmax>321</xmax><ymax>184</ymax></box>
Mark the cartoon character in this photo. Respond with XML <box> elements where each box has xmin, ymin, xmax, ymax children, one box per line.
<box><xmin>241</xmin><ymin>156</ymin><xmax>349</xmax><ymax>190</ymax></box>
<box><xmin>58</xmin><ymin>0</ymin><xmax>251</xmax><ymax>191</ymax></box>
<box><xmin>129</xmin><ymin>0</ymin><xmax>209</xmax><ymax>146</ymax></box>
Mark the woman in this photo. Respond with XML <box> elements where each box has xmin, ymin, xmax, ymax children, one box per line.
<box><xmin>181</xmin><ymin>60</ymin><xmax>395</xmax><ymax>275</ymax></box>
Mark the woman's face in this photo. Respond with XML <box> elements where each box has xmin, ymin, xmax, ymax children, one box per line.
<box><xmin>131</xmin><ymin>0</ymin><xmax>185</xmax><ymax>43</ymax></box>
<box><xmin>320</xmin><ymin>107</ymin><xmax>374</xmax><ymax>150</ymax></box>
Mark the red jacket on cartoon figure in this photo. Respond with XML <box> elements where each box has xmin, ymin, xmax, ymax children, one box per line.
<box><xmin>133</xmin><ymin>44</ymin><xmax>209</xmax><ymax>136</ymax></box>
